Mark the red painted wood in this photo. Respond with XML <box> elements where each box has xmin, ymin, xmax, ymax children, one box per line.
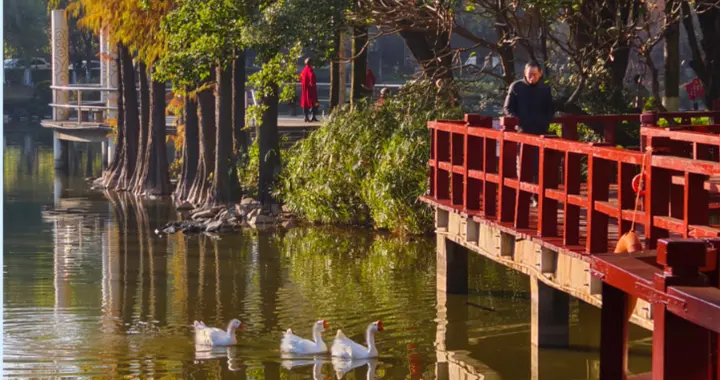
<box><xmin>451</xmin><ymin>131</ymin><xmax>464</xmax><ymax>207</ymax></box>
<box><xmin>499</xmin><ymin>139</ymin><xmax>517</xmax><ymax>223</ymax></box>
<box><xmin>618</xmin><ymin>163</ymin><xmax>636</xmax><ymax>235</ymax></box>
<box><xmin>429</xmin><ymin>127</ymin><xmax>436</xmax><ymax>197</ymax></box>
<box><xmin>465</xmin><ymin>135</ymin><xmax>483</xmax><ymax>212</ymax></box>
<box><xmin>587</xmin><ymin>156</ymin><xmax>611</xmax><ymax>253</ymax></box>
<box><xmin>604</xmin><ymin>122</ymin><xmax>616</xmax><ymax>146</ymax></box>
<box><xmin>646</xmin><ymin>165</ymin><xmax>671</xmax><ymax>249</ymax></box>
<box><xmin>599</xmin><ymin>283</ymin><xmax>629</xmax><ymax>380</ymax></box>
<box><xmin>564</xmin><ymin>152</ymin><xmax>581</xmax><ymax>246</ymax></box>
<box><xmin>539</xmin><ymin>148</ymin><xmax>561</xmax><ymax>237</ymax></box>
<box><xmin>652</xmin><ymin>240</ymin><xmax>712</xmax><ymax>380</ymax></box>
<box><xmin>483</xmin><ymin>136</ymin><xmax>498</xmax><ymax>218</ymax></box>
<box><xmin>686</xmin><ymin>173</ymin><xmax>709</xmax><ymax>238</ymax></box>
<box><xmin>514</xmin><ymin>143</ymin><xmax>534</xmax><ymax>229</ymax></box>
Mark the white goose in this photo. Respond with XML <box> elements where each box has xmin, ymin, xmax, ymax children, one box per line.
<box><xmin>281</xmin><ymin>320</ymin><xmax>329</xmax><ymax>355</ymax></box>
<box><xmin>331</xmin><ymin>320</ymin><xmax>384</xmax><ymax>359</ymax></box>
<box><xmin>193</xmin><ymin>319</ymin><xmax>242</xmax><ymax>347</ymax></box>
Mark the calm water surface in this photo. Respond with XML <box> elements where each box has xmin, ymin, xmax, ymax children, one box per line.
<box><xmin>3</xmin><ymin>127</ymin><xmax>652</xmax><ymax>379</ymax></box>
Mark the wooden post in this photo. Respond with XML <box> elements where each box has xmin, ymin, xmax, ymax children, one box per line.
<box><xmin>538</xmin><ymin>138</ymin><xmax>560</xmax><ymax>237</ymax></box>
<box><xmin>646</xmin><ymin>162</ymin><xmax>671</xmax><ymax>249</ymax></box>
<box><xmin>451</xmin><ymin>129</ymin><xmax>465</xmax><ymax>207</ymax></box>
<box><xmin>564</xmin><ymin>152</ymin><xmax>581</xmax><ymax>246</ymax></box>
<box><xmin>499</xmin><ymin>117</ymin><xmax>517</xmax><ymax>224</ymax></box>
<box><xmin>436</xmin><ymin>130</ymin><xmax>451</xmax><ymax>201</ymax></box>
<box><xmin>599</xmin><ymin>282</ymin><xmax>629</xmax><ymax>380</ymax></box>
<box><xmin>587</xmin><ymin>152</ymin><xmax>611</xmax><ymax>253</ymax></box>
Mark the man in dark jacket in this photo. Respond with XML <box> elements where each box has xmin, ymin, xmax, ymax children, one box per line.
<box><xmin>503</xmin><ymin>61</ymin><xmax>554</xmax><ymax>206</ymax></box>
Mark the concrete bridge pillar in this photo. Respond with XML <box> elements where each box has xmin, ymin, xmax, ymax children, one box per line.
<box><xmin>530</xmin><ymin>276</ymin><xmax>570</xmax><ymax>380</ymax></box>
<box><xmin>99</xmin><ymin>27</ymin><xmax>108</xmax><ymax>103</ymax></box>
<box><xmin>105</xmin><ymin>137</ymin><xmax>115</xmax><ymax>166</ymax></box>
<box><xmin>436</xmin><ymin>234</ymin><xmax>468</xmax><ymax>294</ymax></box>
<box><xmin>51</xmin><ymin>10</ymin><xmax>70</xmax><ymax>121</ymax></box>
<box><xmin>106</xmin><ymin>39</ymin><xmax>119</xmax><ymax>120</ymax></box>
<box><xmin>53</xmin><ymin>132</ymin><xmax>69</xmax><ymax>170</ymax></box>
<box><xmin>531</xmin><ymin>276</ymin><xmax>570</xmax><ymax>348</ymax></box>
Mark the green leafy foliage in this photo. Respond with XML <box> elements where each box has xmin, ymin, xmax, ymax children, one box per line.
<box><xmin>278</xmin><ymin>81</ymin><xmax>464</xmax><ymax>235</ymax></box>
<box><xmin>4</xmin><ymin>0</ymin><xmax>48</xmax><ymax>58</ymax></box>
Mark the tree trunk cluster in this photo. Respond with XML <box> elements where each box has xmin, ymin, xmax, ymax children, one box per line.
<box><xmin>98</xmin><ymin>44</ymin><xmax>249</xmax><ymax>208</ymax></box>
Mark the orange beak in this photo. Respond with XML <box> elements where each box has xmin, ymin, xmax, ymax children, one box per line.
<box><xmin>377</xmin><ymin>320</ymin><xmax>384</xmax><ymax>332</ymax></box>
<box><xmin>322</xmin><ymin>320</ymin><xmax>328</xmax><ymax>329</ymax></box>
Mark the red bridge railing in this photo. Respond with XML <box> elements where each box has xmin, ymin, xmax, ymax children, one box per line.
<box><xmin>553</xmin><ymin>106</ymin><xmax>720</xmax><ymax>145</ymax></box>
<box><xmin>426</xmin><ymin>113</ymin><xmax>720</xmax><ymax>254</ymax></box>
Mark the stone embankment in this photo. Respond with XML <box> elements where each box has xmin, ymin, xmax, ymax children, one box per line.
<box><xmin>159</xmin><ymin>197</ymin><xmax>296</xmax><ymax>235</ymax></box>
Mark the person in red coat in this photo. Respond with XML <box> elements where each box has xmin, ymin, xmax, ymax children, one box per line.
<box><xmin>299</xmin><ymin>58</ymin><xmax>319</xmax><ymax>122</ymax></box>
<box><xmin>365</xmin><ymin>67</ymin><xmax>376</xmax><ymax>95</ymax></box>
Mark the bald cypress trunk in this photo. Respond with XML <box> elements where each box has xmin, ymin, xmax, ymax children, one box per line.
<box><xmin>188</xmin><ymin>76</ymin><xmax>216</xmax><ymax>206</ymax></box>
<box><xmin>174</xmin><ymin>92</ymin><xmax>199</xmax><ymax>202</ymax></box>
<box><xmin>207</xmin><ymin>63</ymin><xmax>239</xmax><ymax>206</ymax></box>
<box><xmin>116</xmin><ymin>44</ymin><xmax>140</xmax><ymax>191</ymax></box>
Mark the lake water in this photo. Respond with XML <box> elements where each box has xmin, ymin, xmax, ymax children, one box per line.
<box><xmin>3</xmin><ymin>126</ymin><xmax>652</xmax><ymax>379</ymax></box>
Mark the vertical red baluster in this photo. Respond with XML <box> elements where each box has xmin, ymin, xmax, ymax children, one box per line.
<box><xmin>645</xmin><ymin>164</ymin><xmax>671</xmax><ymax>249</ymax></box>
<box><xmin>436</xmin><ymin>130</ymin><xmax>450</xmax><ymax>201</ymax></box>
<box><xmin>499</xmin><ymin>139</ymin><xmax>517</xmax><ymax>224</ymax></box>
<box><xmin>587</xmin><ymin>154</ymin><xmax>611</xmax><ymax>253</ymax></box>
<box><xmin>564</xmin><ymin>152</ymin><xmax>581</xmax><ymax>246</ymax></box>
<box><xmin>514</xmin><ymin>142</ymin><xmax>533</xmax><ymax>229</ymax></box>
<box><xmin>484</xmin><ymin>136</ymin><xmax>497</xmax><ymax>219</ymax></box>
<box><xmin>429</xmin><ymin>126</ymin><xmax>435</xmax><ymax>198</ymax></box>
<box><xmin>686</xmin><ymin>172</ymin><xmax>709</xmax><ymax>238</ymax></box>
<box><xmin>562</xmin><ymin>117</ymin><xmax>578</xmax><ymax>141</ymax></box>
<box><xmin>539</xmin><ymin>142</ymin><xmax>560</xmax><ymax>237</ymax></box>
<box><xmin>451</xmin><ymin>130</ymin><xmax>464</xmax><ymax>207</ymax></box>
<box><xmin>617</xmin><ymin>162</ymin><xmax>635</xmax><ymax>235</ymax></box>
<box><xmin>604</xmin><ymin>122</ymin><xmax>616</xmax><ymax>145</ymax></box>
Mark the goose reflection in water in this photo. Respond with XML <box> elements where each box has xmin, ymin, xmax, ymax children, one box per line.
<box><xmin>331</xmin><ymin>357</ymin><xmax>377</xmax><ymax>380</ymax></box>
<box><xmin>194</xmin><ymin>345</ymin><xmax>244</xmax><ymax>372</ymax></box>
<box><xmin>281</xmin><ymin>358</ymin><xmax>328</xmax><ymax>380</ymax></box>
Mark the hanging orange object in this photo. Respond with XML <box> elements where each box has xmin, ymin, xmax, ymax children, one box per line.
<box><xmin>631</xmin><ymin>174</ymin><xmax>646</xmax><ymax>196</ymax></box>
<box><xmin>614</xmin><ymin>231</ymin><xmax>643</xmax><ymax>253</ymax></box>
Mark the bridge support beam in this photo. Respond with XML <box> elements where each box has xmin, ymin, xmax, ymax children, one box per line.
<box><xmin>437</xmin><ymin>234</ymin><xmax>468</xmax><ymax>294</ymax></box>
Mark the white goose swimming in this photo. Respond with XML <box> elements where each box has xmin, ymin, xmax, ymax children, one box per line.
<box><xmin>194</xmin><ymin>319</ymin><xmax>242</xmax><ymax>347</ymax></box>
<box><xmin>330</xmin><ymin>320</ymin><xmax>384</xmax><ymax>359</ymax></box>
<box><xmin>281</xmin><ymin>319</ymin><xmax>329</xmax><ymax>355</ymax></box>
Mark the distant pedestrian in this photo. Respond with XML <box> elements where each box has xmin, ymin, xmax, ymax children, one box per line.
<box><xmin>375</xmin><ymin>87</ymin><xmax>390</xmax><ymax>108</ymax></box>
<box><xmin>364</xmin><ymin>67</ymin><xmax>376</xmax><ymax>96</ymax></box>
<box><xmin>632</xmin><ymin>75</ymin><xmax>650</xmax><ymax>112</ymax></box>
<box><xmin>299</xmin><ymin>58</ymin><xmax>319</xmax><ymax>122</ymax></box>
<box><xmin>503</xmin><ymin>61</ymin><xmax>555</xmax><ymax>206</ymax></box>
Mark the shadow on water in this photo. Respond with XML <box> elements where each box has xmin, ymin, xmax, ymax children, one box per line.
<box><xmin>4</xmin><ymin>126</ymin><xmax>651</xmax><ymax>379</ymax></box>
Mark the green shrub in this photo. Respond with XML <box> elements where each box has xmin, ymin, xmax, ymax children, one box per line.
<box><xmin>278</xmin><ymin>80</ymin><xmax>464</xmax><ymax>235</ymax></box>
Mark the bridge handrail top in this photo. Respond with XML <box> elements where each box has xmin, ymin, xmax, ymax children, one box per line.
<box><xmin>51</xmin><ymin>85</ymin><xmax>118</xmax><ymax>91</ymax></box>
<box><xmin>48</xmin><ymin>103</ymin><xmax>118</xmax><ymax>110</ymax></box>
